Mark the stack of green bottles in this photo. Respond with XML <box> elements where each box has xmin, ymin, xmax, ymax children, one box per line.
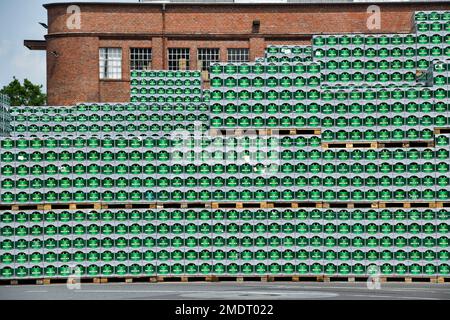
<box><xmin>130</xmin><ymin>70</ymin><xmax>203</xmax><ymax>103</ymax></box>
<box><xmin>209</xmin><ymin>60</ymin><xmax>322</xmax><ymax>129</ymax></box>
<box><xmin>2</xmin><ymin>133</ymin><xmax>449</xmax><ymax>203</ymax></box>
<box><xmin>10</xmin><ymin>104</ymin><xmax>209</xmax><ymax>137</ymax></box>
<box><xmin>129</xmin><ymin>70</ymin><xmax>209</xmax><ymax>133</ymax></box>
<box><xmin>415</xmin><ymin>10</ymin><xmax>450</xmax><ymax>63</ymax></box>
<box><xmin>265</xmin><ymin>45</ymin><xmax>313</xmax><ymax>63</ymax></box>
<box><xmin>0</xmin><ymin>10</ymin><xmax>449</xmax><ymax>280</ymax></box>
<box><xmin>1</xmin><ymin>208</ymin><xmax>448</xmax><ymax>278</ymax></box>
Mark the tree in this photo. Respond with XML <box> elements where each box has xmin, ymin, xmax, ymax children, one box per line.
<box><xmin>0</xmin><ymin>78</ymin><xmax>47</xmax><ymax>106</ymax></box>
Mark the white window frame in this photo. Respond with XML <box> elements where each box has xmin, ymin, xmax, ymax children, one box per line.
<box><xmin>99</xmin><ymin>48</ymin><xmax>122</xmax><ymax>80</ymax></box>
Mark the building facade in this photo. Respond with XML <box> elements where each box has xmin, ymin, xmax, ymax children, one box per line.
<box><xmin>26</xmin><ymin>1</ymin><xmax>450</xmax><ymax>105</ymax></box>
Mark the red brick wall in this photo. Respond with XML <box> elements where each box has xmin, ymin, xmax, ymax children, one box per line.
<box><xmin>44</xmin><ymin>2</ymin><xmax>450</xmax><ymax>105</ymax></box>
<box><xmin>99</xmin><ymin>80</ymin><xmax>130</xmax><ymax>104</ymax></box>
<box><xmin>47</xmin><ymin>5</ymin><xmax>163</xmax><ymax>34</ymax></box>
<box><xmin>47</xmin><ymin>36</ymin><xmax>100</xmax><ymax>106</ymax></box>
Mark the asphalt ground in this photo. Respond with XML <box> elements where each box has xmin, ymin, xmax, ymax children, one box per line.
<box><xmin>0</xmin><ymin>282</ymin><xmax>449</xmax><ymax>300</ymax></box>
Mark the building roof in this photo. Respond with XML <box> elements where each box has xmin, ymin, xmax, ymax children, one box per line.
<box><xmin>43</xmin><ymin>0</ymin><xmax>450</xmax><ymax>8</ymax></box>
<box><xmin>24</xmin><ymin>40</ymin><xmax>46</xmax><ymax>51</ymax></box>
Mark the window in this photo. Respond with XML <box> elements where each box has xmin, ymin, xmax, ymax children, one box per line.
<box><xmin>197</xmin><ymin>48</ymin><xmax>220</xmax><ymax>71</ymax></box>
<box><xmin>227</xmin><ymin>48</ymin><xmax>249</xmax><ymax>63</ymax></box>
<box><xmin>168</xmin><ymin>48</ymin><xmax>190</xmax><ymax>71</ymax></box>
<box><xmin>99</xmin><ymin>48</ymin><xmax>122</xmax><ymax>79</ymax></box>
<box><xmin>130</xmin><ymin>48</ymin><xmax>152</xmax><ymax>71</ymax></box>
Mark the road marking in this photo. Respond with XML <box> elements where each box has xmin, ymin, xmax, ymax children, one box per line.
<box><xmin>25</xmin><ymin>290</ymin><xmax>49</xmax><ymax>293</ymax></box>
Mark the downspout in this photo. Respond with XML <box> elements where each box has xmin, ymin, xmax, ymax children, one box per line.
<box><xmin>162</xmin><ymin>3</ymin><xmax>167</xmax><ymax>70</ymax></box>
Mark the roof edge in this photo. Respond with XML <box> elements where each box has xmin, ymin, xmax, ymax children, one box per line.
<box><xmin>43</xmin><ymin>1</ymin><xmax>450</xmax><ymax>9</ymax></box>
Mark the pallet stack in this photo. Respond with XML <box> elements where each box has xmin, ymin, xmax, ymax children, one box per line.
<box><xmin>0</xmin><ymin>10</ymin><xmax>449</xmax><ymax>282</ymax></box>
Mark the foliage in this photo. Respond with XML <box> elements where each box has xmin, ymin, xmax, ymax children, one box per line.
<box><xmin>0</xmin><ymin>78</ymin><xmax>46</xmax><ymax>106</ymax></box>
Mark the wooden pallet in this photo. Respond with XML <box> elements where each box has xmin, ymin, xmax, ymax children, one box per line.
<box><xmin>434</xmin><ymin>128</ymin><xmax>450</xmax><ymax>135</ymax></box>
<box><xmin>94</xmin><ymin>277</ymin><xmax>153</xmax><ymax>284</ymax></box>
<box><xmin>2</xmin><ymin>278</ymin><xmax>67</xmax><ymax>286</ymax></box>
<box><xmin>268</xmin><ymin>276</ymin><xmax>449</xmax><ymax>283</ymax></box>
<box><xmin>0</xmin><ymin>202</ymin><xmax>216</xmax><ymax>211</ymax></box>
<box><xmin>378</xmin><ymin>202</ymin><xmax>437</xmax><ymax>209</ymax></box>
<box><xmin>379</xmin><ymin>276</ymin><xmax>447</xmax><ymax>283</ymax></box>
<box><xmin>321</xmin><ymin>142</ymin><xmax>378</xmax><ymax>149</ymax></box>
<box><xmin>209</xmin><ymin>128</ymin><xmax>270</xmax><ymax>137</ymax></box>
<box><xmin>94</xmin><ymin>202</ymin><xmax>213</xmax><ymax>210</ymax></box>
<box><xmin>320</xmin><ymin>202</ymin><xmax>377</xmax><ymax>209</ymax></box>
<box><xmin>0</xmin><ymin>203</ymin><xmax>104</xmax><ymax>212</ymax></box>
<box><xmin>156</xmin><ymin>276</ymin><xmax>218</xmax><ymax>283</ymax></box>
<box><xmin>326</xmin><ymin>276</ymin><xmax>360</xmax><ymax>282</ymax></box>
<box><xmin>267</xmin><ymin>276</ymin><xmax>325</xmax><ymax>282</ymax></box>
<box><xmin>2</xmin><ymin>276</ymin><xmax>448</xmax><ymax>286</ymax></box>
<box><xmin>211</xmin><ymin>202</ymin><xmax>326</xmax><ymax>209</ymax></box>
<box><xmin>211</xmin><ymin>202</ymin><xmax>270</xmax><ymax>209</ymax></box>
<box><xmin>51</xmin><ymin>203</ymin><xmax>103</xmax><ymax>210</ymax></box>
<box><xmin>216</xmin><ymin>276</ymin><xmax>271</xmax><ymax>283</ymax></box>
<box><xmin>435</xmin><ymin>202</ymin><xmax>450</xmax><ymax>208</ymax></box>
<box><xmin>0</xmin><ymin>204</ymin><xmax>42</xmax><ymax>212</ymax></box>
<box><xmin>1</xmin><ymin>201</ymin><xmax>449</xmax><ymax>212</ymax></box>
<box><xmin>271</xmin><ymin>202</ymin><xmax>323</xmax><ymax>209</ymax></box>
<box><xmin>322</xmin><ymin>140</ymin><xmax>435</xmax><ymax>149</ymax></box>
<box><xmin>378</xmin><ymin>141</ymin><xmax>435</xmax><ymax>149</ymax></box>
<box><xmin>317</xmin><ymin>276</ymin><xmax>448</xmax><ymax>283</ymax></box>
<box><xmin>269</xmin><ymin>128</ymin><xmax>321</xmax><ymax>136</ymax></box>
<box><xmin>209</xmin><ymin>128</ymin><xmax>321</xmax><ymax>137</ymax></box>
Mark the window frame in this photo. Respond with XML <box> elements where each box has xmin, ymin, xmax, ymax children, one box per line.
<box><xmin>130</xmin><ymin>48</ymin><xmax>153</xmax><ymax>71</ymax></box>
<box><xmin>99</xmin><ymin>47</ymin><xmax>123</xmax><ymax>80</ymax></box>
<box><xmin>227</xmin><ymin>48</ymin><xmax>250</xmax><ymax>63</ymax></box>
<box><xmin>168</xmin><ymin>48</ymin><xmax>190</xmax><ymax>71</ymax></box>
<box><xmin>197</xmin><ymin>48</ymin><xmax>220</xmax><ymax>71</ymax></box>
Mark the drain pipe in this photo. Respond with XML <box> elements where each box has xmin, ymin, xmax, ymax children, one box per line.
<box><xmin>162</xmin><ymin>3</ymin><xmax>167</xmax><ymax>70</ymax></box>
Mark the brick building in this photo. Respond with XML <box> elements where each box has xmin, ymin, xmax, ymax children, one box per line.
<box><xmin>25</xmin><ymin>0</ymin><xmax>450</xmax><ymax>106</ymax></box>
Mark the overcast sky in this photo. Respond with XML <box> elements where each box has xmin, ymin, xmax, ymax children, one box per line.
<box><xmin>0</xmin><ymin>0</ymin><xmax>135</xmax><ymax>92</ymax></box>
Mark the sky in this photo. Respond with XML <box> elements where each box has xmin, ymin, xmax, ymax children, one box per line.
<box><xmin>0</xmin><ymin>0</ymin><xmax>134</xmax><ymax>92</ymax></box>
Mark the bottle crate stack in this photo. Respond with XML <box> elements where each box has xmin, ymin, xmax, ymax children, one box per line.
<box><xmin>0</xmin><ymin>94</ymin><xmax>11</xmax><ymax>137</ymax></box>
<box><xmin>414</xmin><ymin>10</ymin><xmax>450</xmax><ymax>64</ymax></box>
<box><xmin>130</xmin><ymin>70</ymin><xmax>209</xmax><ymax>135</ymax></box>
<box><xmin>209</xmin><ymin>60</ymin><xmax>322</xmax><ymax>129</ymax></box>
<box><xmin>2</xmin><ymin>133</ymin><xmax>449</xmax><ymax>203</ymax></box>
<box><xmin>0</xmin><ymin>10</ymin><xmax>449</xmax><ymax>280</ymax></box>
<box><xmin>0</xmin><ymin>207</ymin><xmax>448</xmax><ymax>278</ymax></box>
<box><xmin>265</xmin><ymin>45</ymin><xmax>313</xmax><ymax>63</ymax></box>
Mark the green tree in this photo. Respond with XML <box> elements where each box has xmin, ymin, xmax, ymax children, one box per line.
<box><xmin>0</xmin><ymin>78</ymin><xmax>46</xmax><ymax>106</ymax></box>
